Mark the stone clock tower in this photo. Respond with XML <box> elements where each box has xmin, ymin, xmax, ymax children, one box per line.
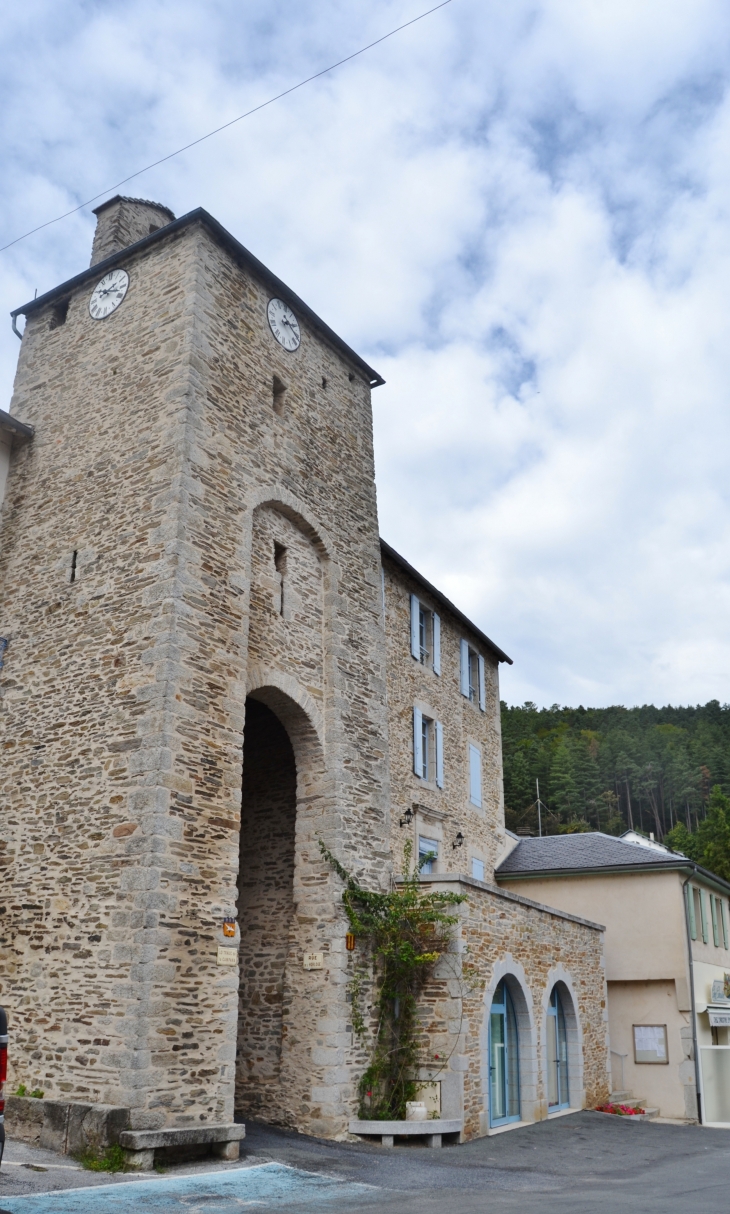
<box><xmin>0</xmin><ymin>197</ymin><xmax>391</xmax><ymax>1144</ymax></box>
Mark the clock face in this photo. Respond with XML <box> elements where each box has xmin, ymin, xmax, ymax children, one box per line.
<box><xmin>267</xmin><ymin>298</ymin><xmax>301</xmax><ymax>352</ymax></box>
<box><xmin>89</xmin><ymin>269</ymin><xmax>129</xmax><ymax>320</ymax></box>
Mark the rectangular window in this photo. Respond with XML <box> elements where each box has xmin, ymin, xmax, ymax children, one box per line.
<box><xmin>712</xmin><ymin>896</ymin><xmax>720</xmax><ymax>947</ymax></box>
<box><xmin>413</xmin><ymin>707</ymin><xmax>442</xmax><ymax>785</ymax></box>
<box><xmin>460</xmin><ymin>640</ymin><xmax>485</xmax><ymax>711</ymax></box>
<box><xmin>694</xmin><ymin>888</ymin><xmax>708</xmax><ymax>944</ymax></box>
<box><xmin>471</xmin><ymin>857</ymin><xmax>485</xmax><ymax>881</ymax></box>
<box><xmin>469</xmin><ymin>743</ymin><xmax>482</xmax><ymax>808</ymax></box>
<box><xmin>419</xmin><ymin>836</ymin><xmax>439</xmax><ymax>874</ymax></box>
<box><xmin>411</xmin><ymin>595</ymin><xmax>440</xmax><ymax>674</ymax></box>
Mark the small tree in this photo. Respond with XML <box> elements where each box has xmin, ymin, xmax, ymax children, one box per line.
<box><xmin>320</xmin><ymin>840</ymin><xmax>466</xmax><ymax>1120</ymax></box>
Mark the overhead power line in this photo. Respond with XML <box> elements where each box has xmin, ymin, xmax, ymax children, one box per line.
<box><xmin>1</xmin><ymin>0</ymin><xmax>455</xmax><ymax>255</ymax></box>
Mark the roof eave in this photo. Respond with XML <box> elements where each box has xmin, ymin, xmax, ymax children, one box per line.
<box><xmin>11</xmin><ymin>209</ymin><xmax>385</xmax><ymax>389</ymax></box>
<box><xmin>0</xmin><ymin>408</ymin><xmax>34</xmax><ymax>445</ymax></box>
<box><xmin>495</xmin><ymin>860</ymin><xmax>730</xmax><ymax>896</ymax></box>
<box><xmin>380</xmin><ymin>538</ymin><xmax>512</xmax><ymax>664</ymax></box>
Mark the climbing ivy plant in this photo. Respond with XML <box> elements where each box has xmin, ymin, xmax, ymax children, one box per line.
<box><xmin>319</xmin><ymin>839</ymin><xmax>467</xmax><ymax>1121</ymax></box>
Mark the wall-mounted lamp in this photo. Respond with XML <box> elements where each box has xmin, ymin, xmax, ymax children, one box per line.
<box><xmin>399</xmin><ymin>806</ymin><xmax>414</xmax><ymax>829</ymax></box>
<box><xmin>452</xmin><ymin>831</ymin><xmax>464</xmax><ymax>850</ymax></box>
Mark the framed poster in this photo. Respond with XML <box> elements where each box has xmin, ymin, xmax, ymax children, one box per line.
<box><xmin>633</xmin><ymin>1024</ymin><xmax>668</xmax><ymax>1064</ymax></box>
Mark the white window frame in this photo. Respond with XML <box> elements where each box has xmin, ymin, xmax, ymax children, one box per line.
<box><xmin>413</xmin><ymin>706</ymin><xmax>443</xmax><ymax>787</ymax></box>
<box><xmin>411</xmin><ymin>594</ymin><xmax>440</xmax><ymax>675</ymax></box>
<box><xmin>460</xmin><ymin>639</ymin><xmax>485</xmax><ymax>711</ymax></box>
<box><xmin>419</xmin><ymin>835</ymin><xmax>439</xmax><ymax>874</ymax></box>
<box><xmin>471</xmin><ymin>857</ymin><xmax>485</xmax><ymax>881</ymax></box>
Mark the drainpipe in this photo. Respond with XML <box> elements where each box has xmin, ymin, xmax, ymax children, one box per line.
<box><xmin>11</xmin><ymin>315</ymin><xmax>23</xmax><ymax>341</ymax></box>
<box><xmin>682</xmin><ymin>872</ymin><xmax>702</xmax><ymax>1123</ymax></box>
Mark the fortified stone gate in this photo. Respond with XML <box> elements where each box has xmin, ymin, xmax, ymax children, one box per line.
<box><xmin>0</xmin><ymin>198</ymin><xmax>610</xmax><ymax>1155</ymax></box>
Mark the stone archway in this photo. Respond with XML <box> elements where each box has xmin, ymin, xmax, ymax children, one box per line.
<box><xmin>481</xmin><ymin>960</ymin><xmax>539</xmax><ymax>1129</ymax></box>
<box><xmin>542</xmin><ymin>971</ymin><xmax>584</xmax><ymax>1113</ymax></box>
<box><xmin>234</xmin><ymin>685</ymin><xmax>328</xmax><ymax>1126</ymax></box>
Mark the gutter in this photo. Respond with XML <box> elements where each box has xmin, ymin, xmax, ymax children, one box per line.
<box><xmin>682</xmin><ymin>872</ymin><xmax>702</xmax><ymax>1123</ymax></box>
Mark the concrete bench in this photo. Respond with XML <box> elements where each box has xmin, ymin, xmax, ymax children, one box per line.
<box><xmin>349</xmin><ymin>1118</ymin><xmax>462</xmax><ymax>1148</ymax></box>
<box><xmin>119</xmin><ymin>1123</ymin><xmax>246</xmax><ymax>1170</ymax></box>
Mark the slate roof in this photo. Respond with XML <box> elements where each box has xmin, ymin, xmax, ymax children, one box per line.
<box><xmin>496</xmin><ymin>831</ymin><xmax>687</xmax><ymax>875</ymax></box>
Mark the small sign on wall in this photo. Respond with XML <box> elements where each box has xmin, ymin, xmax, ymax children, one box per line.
<box><xmin>709</xmin><ymin>1011</ymin><xmax>730</xmax><ymax>1027</ymax></box>
<box><xmin>217</xmin><ymin>946</ymin><xmax>238</xmax><ymax>967</ymax></box>
<box><xmin>303</xmin><ymin>952</ymin><xmax>324</xmax><ymax>970</ymax></box>
<box><xmin>633</xmin><ymin>1024</ymin><xmax>668</xmax><ymax>1064</ymax></box>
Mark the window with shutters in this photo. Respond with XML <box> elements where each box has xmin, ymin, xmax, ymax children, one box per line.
<box><xmin>469</xmin><ymin>743</ymin><xmax>482</xmax><ymax>808</ymax></box>
<box><xmin>410</xmin><ymin>595</ymin><xmax>440</xmax><ymax>675</ymax></box>
<box><xmin>413</xmin><ymin>706</ymin><xmax>444</xmax><ymax>788</ymax></box>
<box><xmin>460</xmin><ymin>639</ymin><xmax>485</xmax><ymax>710</ymax></box>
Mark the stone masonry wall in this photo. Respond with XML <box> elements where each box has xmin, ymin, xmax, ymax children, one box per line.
<box><xmin>417</xmin><ymin>878</ymin><xmax>609</xmax><ymax>1137</ymax></box>
<box><xmin>382</xmin><ymin>555</ymin><xmax>507</xmax><ymax>880</ymax></box>
<box><xmin>0</xmin><ymin>208</ymin><xmax>392</xmax><ymax>1138</ymax></box>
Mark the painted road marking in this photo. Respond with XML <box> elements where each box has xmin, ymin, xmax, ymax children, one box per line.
<box><xmin>0</xmin><ymin>1161</ymin><xmax>378</xmax><ymax>1212</ymax></box>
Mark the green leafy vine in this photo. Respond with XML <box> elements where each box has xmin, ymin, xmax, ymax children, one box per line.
<box><xmin>319</xmin><ymin>838</ymin><xmax>467</xmax><ymax>1121</ymax></box>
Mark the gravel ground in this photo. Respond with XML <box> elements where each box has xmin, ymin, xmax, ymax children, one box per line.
<box><xmin>1</xmin><ymin>1112</ymin><xmax>729</xmax><ymax>1212</ymax></box>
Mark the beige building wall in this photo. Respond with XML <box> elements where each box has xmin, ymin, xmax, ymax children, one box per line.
<box><xmin>497</xmin><ymin>868</ymin><xmax>701</xmax><ymax>1119</ymax></box>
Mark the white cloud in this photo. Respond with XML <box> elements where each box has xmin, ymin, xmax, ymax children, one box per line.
<box><xmin>2</xmin><ymin>0</ymin><xmax>730</xmax><ymax>707</ymax></box>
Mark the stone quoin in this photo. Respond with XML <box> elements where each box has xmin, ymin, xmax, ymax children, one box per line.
<box><xmin>0</xmin><ymin>196</ymin><xmax>609</xmax><ymax>1150</ymax></box>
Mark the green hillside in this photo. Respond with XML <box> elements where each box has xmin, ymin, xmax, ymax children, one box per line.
<box><xmin>500</xmin><ymin>699</ymin><xmax>730</xmax><ymax>842</ymax></box>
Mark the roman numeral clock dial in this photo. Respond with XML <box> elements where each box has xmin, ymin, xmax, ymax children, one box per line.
<box><xmin>88</xmin><ymin>269</ymin><xmax>130</xmax><ymax>320</ymax></box>
<box><xmin>267</xmin><ymin>297</ymin><xmax>301</xmax><ymax>352</ymax></box>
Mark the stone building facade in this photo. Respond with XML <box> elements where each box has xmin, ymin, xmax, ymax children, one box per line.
<box><xmin>0</xmin><ymin>197</ymin><xmax>609</xmax><ymax>1146</ymax></box>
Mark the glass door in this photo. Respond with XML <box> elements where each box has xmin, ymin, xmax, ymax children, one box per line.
<box><xmin>489</xmin><ymin>979</ymin><xmax>520</xmax><ymax>1126</ymax></box>
<box><xmin>547</xmin><ymin>985</ymin><xmax>569</xmax><ymax>1110</ymax></box>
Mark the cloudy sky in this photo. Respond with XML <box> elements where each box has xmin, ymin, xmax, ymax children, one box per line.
<box><xmin>2</xmin><ymin>0</ymin><xmax>730</xmax><ymax>709</ymax></box>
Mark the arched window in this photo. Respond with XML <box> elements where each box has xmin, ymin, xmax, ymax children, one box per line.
<box><xmin>489</xmin><ymin>979</ymin><xmax>521</xmax><ymax>1126</ymax></box>
<box><xmin>547</xmin><ymin>985</ymin><xmax>569</xmax><ymax>1110</ymax></box>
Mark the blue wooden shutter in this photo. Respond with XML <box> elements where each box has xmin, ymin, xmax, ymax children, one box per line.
<box><xmin>460</xmin><ymin>639</ymin><xmax>470</xmax><ymax>697</ymax></box>
<box><xmin>410</xmin><ymin>595</ymin><xmax>420</xmax><ymax>660</ymax></box>
<box><xmin>432</xmin><ymin>613</ymin><xmax>441</xmax><ymax>676</ymax></box>
<box><xmin>478</xmin><ymin>654</ymin><xmax>486</xmax><ymax>712</ymax></box>
<box><xmin>435</xmin><ymin>720</ymin><xmax>444</xmax><ymax>789</ymax></box>
<box><xmin>687</xmin><ymin>885</ymin><xmax>697</xmax><ymax>940</ymax></box>
<box><xmin>469</xmin><ymin>744</ymin><xmax>482</xmax><ymax>808</ymax></box>
<box><xmin>413</xmin><ymin>706</ymin><xmax>423</xmax><ymax>776</ymax></box>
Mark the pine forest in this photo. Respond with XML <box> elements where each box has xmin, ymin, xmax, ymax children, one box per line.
<box><xmin>500</xmin><ymin>700</ymin><xmax>730</xmax><ymax>879</ymax></box>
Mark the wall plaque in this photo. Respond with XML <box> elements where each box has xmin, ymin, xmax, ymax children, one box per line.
<box><xmin>711</xmin><ymin>979</ymin><xmax>730</xmax><ymax>1003</ymax></box>
<box><xmin>709</xmin><ymin>1011</ymin><xmax>730</xmax><ymax>1027</ymax></box>
<box><xmin>216</xmin><ymin>946</ymin><xmax>238</xmax><ymax>966</ymax></box>
<box><xmin>303</xmin><ymin>952</ymin><xmax>324</xmax><ymax>971</ymax></box>
<box><xmin>633</xmin><ymin>1024</ymin><xmax>668</xmax><ymax>1064</ymax></box>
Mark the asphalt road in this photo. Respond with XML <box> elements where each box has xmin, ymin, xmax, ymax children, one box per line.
<box><xmin>1</xmin><ymin>1113</ymin><xmax>729</xmax><ymax>1213</ymax></box>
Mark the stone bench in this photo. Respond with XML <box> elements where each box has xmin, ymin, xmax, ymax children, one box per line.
<box><xmin>119</xmin><ymin>1123</ymin><xmax>246</xmax><ymax>1170</ymax></box>
<box><xmin>349</xmin><ymin>1118</ymin><xmax>462</xmax><ymax>1148</ymax></box>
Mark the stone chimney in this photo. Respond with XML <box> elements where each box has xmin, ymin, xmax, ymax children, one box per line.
<box><xmin>90</xmin><ymin>196</ymin><xmax>175</xmax><ymax>266</ymax></box>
